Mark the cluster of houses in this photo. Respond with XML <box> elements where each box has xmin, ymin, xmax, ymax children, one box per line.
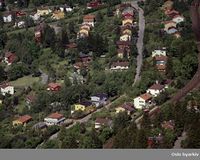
<box><xmin>11</xmin><ymin>93</ymin><xmax>109</xmax><ymax>130</ymax></box>
<box><xmin>110</xmin><ymin>3</ymin><xmax>136</xmax><ymax>71</ymax></box>
<box><xmin>71</xmin><ymin>93</ymin><xmax>108</xmax><ymax>114</ymax></box>
<box><xmin>77</xmin><ymin>14</ymin><xmax>96</xmax><ymax>39</ymax></box>
<box><xmin>87</xmin><ymin>0</ymin><xmax>103</xmax><ymax>9</ymax></box>
<box><xmin>1</xmin><ymin>4</ymin><xmax>73</xmax><ymax>28</ymax></box>
<box><xmin>133</xmin><ymin>80</ymin><xmax>172</xmax><ymax>110</ymax></box>
<box><xmin>162</xmin><ymin>0</ymin><xmax>185</xmax><ymax>38</ymax></box>
<box><xmin>12</xmin><ymin>112</ymin><xmax>69</xmax><ymax>129</ymax></box>
<box><xmin>152</xmin><ymin>48</ymin><xmax>168</xmax><ymax>73</ymax></box>
<box><xmin>147</xmin><ymin>120</ymin><xmax>175</xmax><ymax>148</ymax></box>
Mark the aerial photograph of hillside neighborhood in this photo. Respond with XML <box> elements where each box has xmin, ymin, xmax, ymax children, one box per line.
<box><xmin>0</xmin><ymin>0</ymin><xmax>200</xmax><ymax>149</ymax></box>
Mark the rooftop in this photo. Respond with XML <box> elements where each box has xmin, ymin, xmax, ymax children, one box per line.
<box><xmin>16</xmin><ymin>115</ymin><xmax>32</xmax><ymax>123</ymax></box>
<box><xmin>47</xmin><ymin>112</ymin><xmax>64</xmax><ymax>119</ymax></box>
<box><xmin>149</xmin><ymin>83</ymin><xmax>165</xmax><ymax>90</ymax></box>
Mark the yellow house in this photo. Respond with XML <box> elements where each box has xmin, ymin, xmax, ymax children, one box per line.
<box><xmin>120</xmin><ymin>34</ymin><xmax>131</xmax><ymax>41</ymax></box>
<box><xmin>77</xmin><ymin>28</ymin><xmax>90</xmax><ymax>39</ymax></box>
<box><xmin>115</xmin><ymin>106</ymin><xmax>126</xmax><ymax>114</ymax></box>
<box><xmin>51</xmin><ymin>11</ymin><xmax>65</xmax><ymax>20</ymax></box>
<box><xmin>12</xmin><ymin>115</ymin><xmax>32</xmax><ymax>126</ymax></box>
<box><xmin>115</xmin><ymin>103</ymin><xmax>135</xmax><ymax>115</ymax></box>
<box><xmin>37</xmin><ymin>8</ymin><xmax>52</xmax><ymax>16</ymax></box>
<box><xmin>74</xmin><ymin>101</ymin><xmax>95</xmax><ymax>112</ymax></box>
<box><xmin>122</xmin><ymin>18</ymin><xmax>133</xmax><ymax>26</ymax></box>
<box><xmin>122</xmin><ymin>29</ymin><xmax>132</xmax><ymax>35</ymax></box>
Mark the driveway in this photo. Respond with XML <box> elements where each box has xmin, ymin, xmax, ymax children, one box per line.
<box><xmin>39</xmin><ymin>69</ymin><xmax>48</xmax><ymax>84</ymax></box>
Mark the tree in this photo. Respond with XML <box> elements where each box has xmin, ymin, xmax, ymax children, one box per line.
<box><xmin>61</xmin><ymin>28</ymin><xmax>69</xmax><ymax>46</ymax></box>
<box><xmin>79</xmin><ymin>130</ymin><xmax>102</xmax><ymax>148</ymax></box>
<box><xmin>0</xmin><ymin>29</ymin><xmax>7</xmax><ymax>49</ymax></box>
<box><xmin>64</xmin><ymin>76</ymin><xmax>72</xmax><ymax>88</ymax></box>
<box><xmin>42</xmin><ymin>25</ymin><xmax>56</xmax><ymax>48</ymax></box>
<box><xmin>42</xmin><ymin>139</ymin><xmax>59</xmax><ymax>149</ymax></box>
<box><xmin>113</xmin><ymin>112</ymin><xmax>131</xmax><ymax>133</ymax></box>
<box><xmin>135</xmin><ymin>129</ymin><xmax>148</xmax><ymax>148</ymax></box>
<box><xmin>0</xmin><ymin>13</ymin><xmax>4</xmax><ymax>28</ymax></box>
<box><xmin>0</xmin><ymin>65</ymin><xmax>7</xmax><ymax>82</ymax></box>
<box><xmin>8</xmin><ymin>63</ymin><xmax>30</xmax><ymax>81</ymax></box>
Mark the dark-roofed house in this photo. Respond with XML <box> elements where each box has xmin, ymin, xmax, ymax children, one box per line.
<box><xmin>115</xmin><ymin>102</ymin><xmax>135</xmax><ymax>115</ymax></box>
<box><xmin>90</xmin><ymin>93</ymin><xmax>108</xmax><ymax>107</ymax></box>
<box><xmin>4</xmin><ymin>52</ymin><xmax>17</xmax><ymax>65</ymax></box>
<box><xmin>147</xmin><ymin>83</ymin><xmax>165</xmax><ymax>97</ymax></box>
<box><xmin>74</xmin><ymin>100</ymin><xmax>95</xmax><ymax>113</ymax></box>
<box><xmin>154</xmin><ymin>55</ymin><xmax>168</xmax><ymax>73</ymax></box>
<box><xmin>95</xmin><ymin>117</ymin><xmax>112</xmax><ymax>129</ymax></box>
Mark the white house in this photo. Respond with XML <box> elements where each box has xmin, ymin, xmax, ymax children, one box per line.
<box><xmin>147</xmin><ymin>83</ymin><xmax>165</xmax><ymax>97</ymax></box>
<box><xmin>152</xmin><ymin>49</ymin><xmax>167</xmax><ymax>57</ymax></box>
<box><xmin>0</xmin><ymin>83</ymin><xmax>14</xmax><ymax>95</ymax></box>
<box><xmin>166</xmin><ymin>27</ymin><xmax>178</xmax><ymax>34</ymax></box>
<box><xmin>30</xmin><ymin>13</ymin><xmax>40</xmax><ymax>21</ymax></box>
<box><xmin>95</xmin><ymin>118</ymin><xmax>112</xmax><ymax>129</ymax></box>
<box><xmin>110</xmin><ymin>61</ymin><xmax>129</xmax><ymax>70</ymax></box>
<box><xmin>90</xmin><ymin>93</ymin><xmax>108</xmax><ymax>107</ymax></box>
<box><xmin>172</xmin><ymin>15</ymin><xmax>184</xmax><ymax>24</ymax></box>
<box><xmin>14</xmin><ymin>21</ymin><xmax>25</xmax><ymax>28</ymax></box>
<box><xmin>3</xmin><ymin>13</ymin><xmax>12</xmax><ymax>23</ymax></box>
<box><xmin>134</xmin><ymin>93</ymin><xmax>152</xmax><ymax>110</ymax></box>
<box><xmin>44</xmin><ymin>113</ymin><xmax>65</xmax><ymax>126</ymax></box>
<box><xmin>60</xmin><ymin>6</ymin><xmax>73</xmax><ymax>12</ymax></box>
<box><xmin>120</xmin><ymin>34</ymin><xmax>132</xmax><ymax>41</ymax></box>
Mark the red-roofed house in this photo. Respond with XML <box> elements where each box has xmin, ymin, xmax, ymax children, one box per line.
<box><xmin>161</xmin><ymin>120</ymin><xmax>175</xmax><ymax>130</ymax></box>
<box><xmin>44</xmin><ymin>112</ymin><xmax>65</xmax><ymax>126</ymax></box>
<box><xmin>87</xmin><ymin>0</ymin><xmax>102</xmax><ymax>9</ymax></box>
<box><xmin>83</xmin><ymin>15</ymin><xmax>96</xmax><ymax>27</ymax></box>
<box><xmin>15</xmin><ymin>11</ymin><xmax>26</xmax><ymax>17</ymax></box>
<box><xmin>4</xmin><ymin>52</ymin><xmax>17</xmax><ymax>65</ymax></box>
<box><xmin>12</xmin><ymin>115</ymin><xmax>32</xmax><ymax>126</ymax></box>
<box><xmin>47</xmin><ymin>83</ymin><xmax>61</xmax><ymax>91</ymax></box>
<box><xmin>134</xmin><ymin>93</ymin><xmax>152</xmax><ymax>109</ymax></box>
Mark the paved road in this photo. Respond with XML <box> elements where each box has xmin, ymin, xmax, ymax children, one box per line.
<box><xmin>134</xmin><ymin>106</ymin><xmax>159</xmax><ymax>129</ymax></box>
<box><xmin>173</xmin><ymin>131</ymin><xmax>187</xmax><ymax>149</ymax></box>
<box><xmin>36</xmin><ymin>95</ymin><xmax>126</xmax><ymax>148</ymax></box>
<box><xmin>39</xmin><ymin>69</ymin><xmax>49</xmax><ymax>84</ymax></box>
<box><xmin>132</xmin><ymin>1</ymin><xmax>145</xmax><ymax>85</ymax></box>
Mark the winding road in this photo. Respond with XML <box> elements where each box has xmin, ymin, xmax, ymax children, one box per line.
<box><xmin>132</xmin><ymin>0</ymin><xmax>145</xmax><ymax>85</ymax></box>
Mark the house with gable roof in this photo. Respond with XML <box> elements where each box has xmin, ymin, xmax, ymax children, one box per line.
<box><xmin>134</xmin><ymin>93</ymin><xmax>152</xmax><ymax>109</ymax></box>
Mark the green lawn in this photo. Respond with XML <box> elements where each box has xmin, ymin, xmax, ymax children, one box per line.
<box><xmin>10</xmin><ymin>76</ymin><xmax>40</xmax><ymax>87</ymax></box>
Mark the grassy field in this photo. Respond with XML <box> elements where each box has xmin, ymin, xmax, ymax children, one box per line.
<box><xmin>10</xmin><ymin>76</ymin><xmax>40</xmax><ymax>87</ymax></box>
